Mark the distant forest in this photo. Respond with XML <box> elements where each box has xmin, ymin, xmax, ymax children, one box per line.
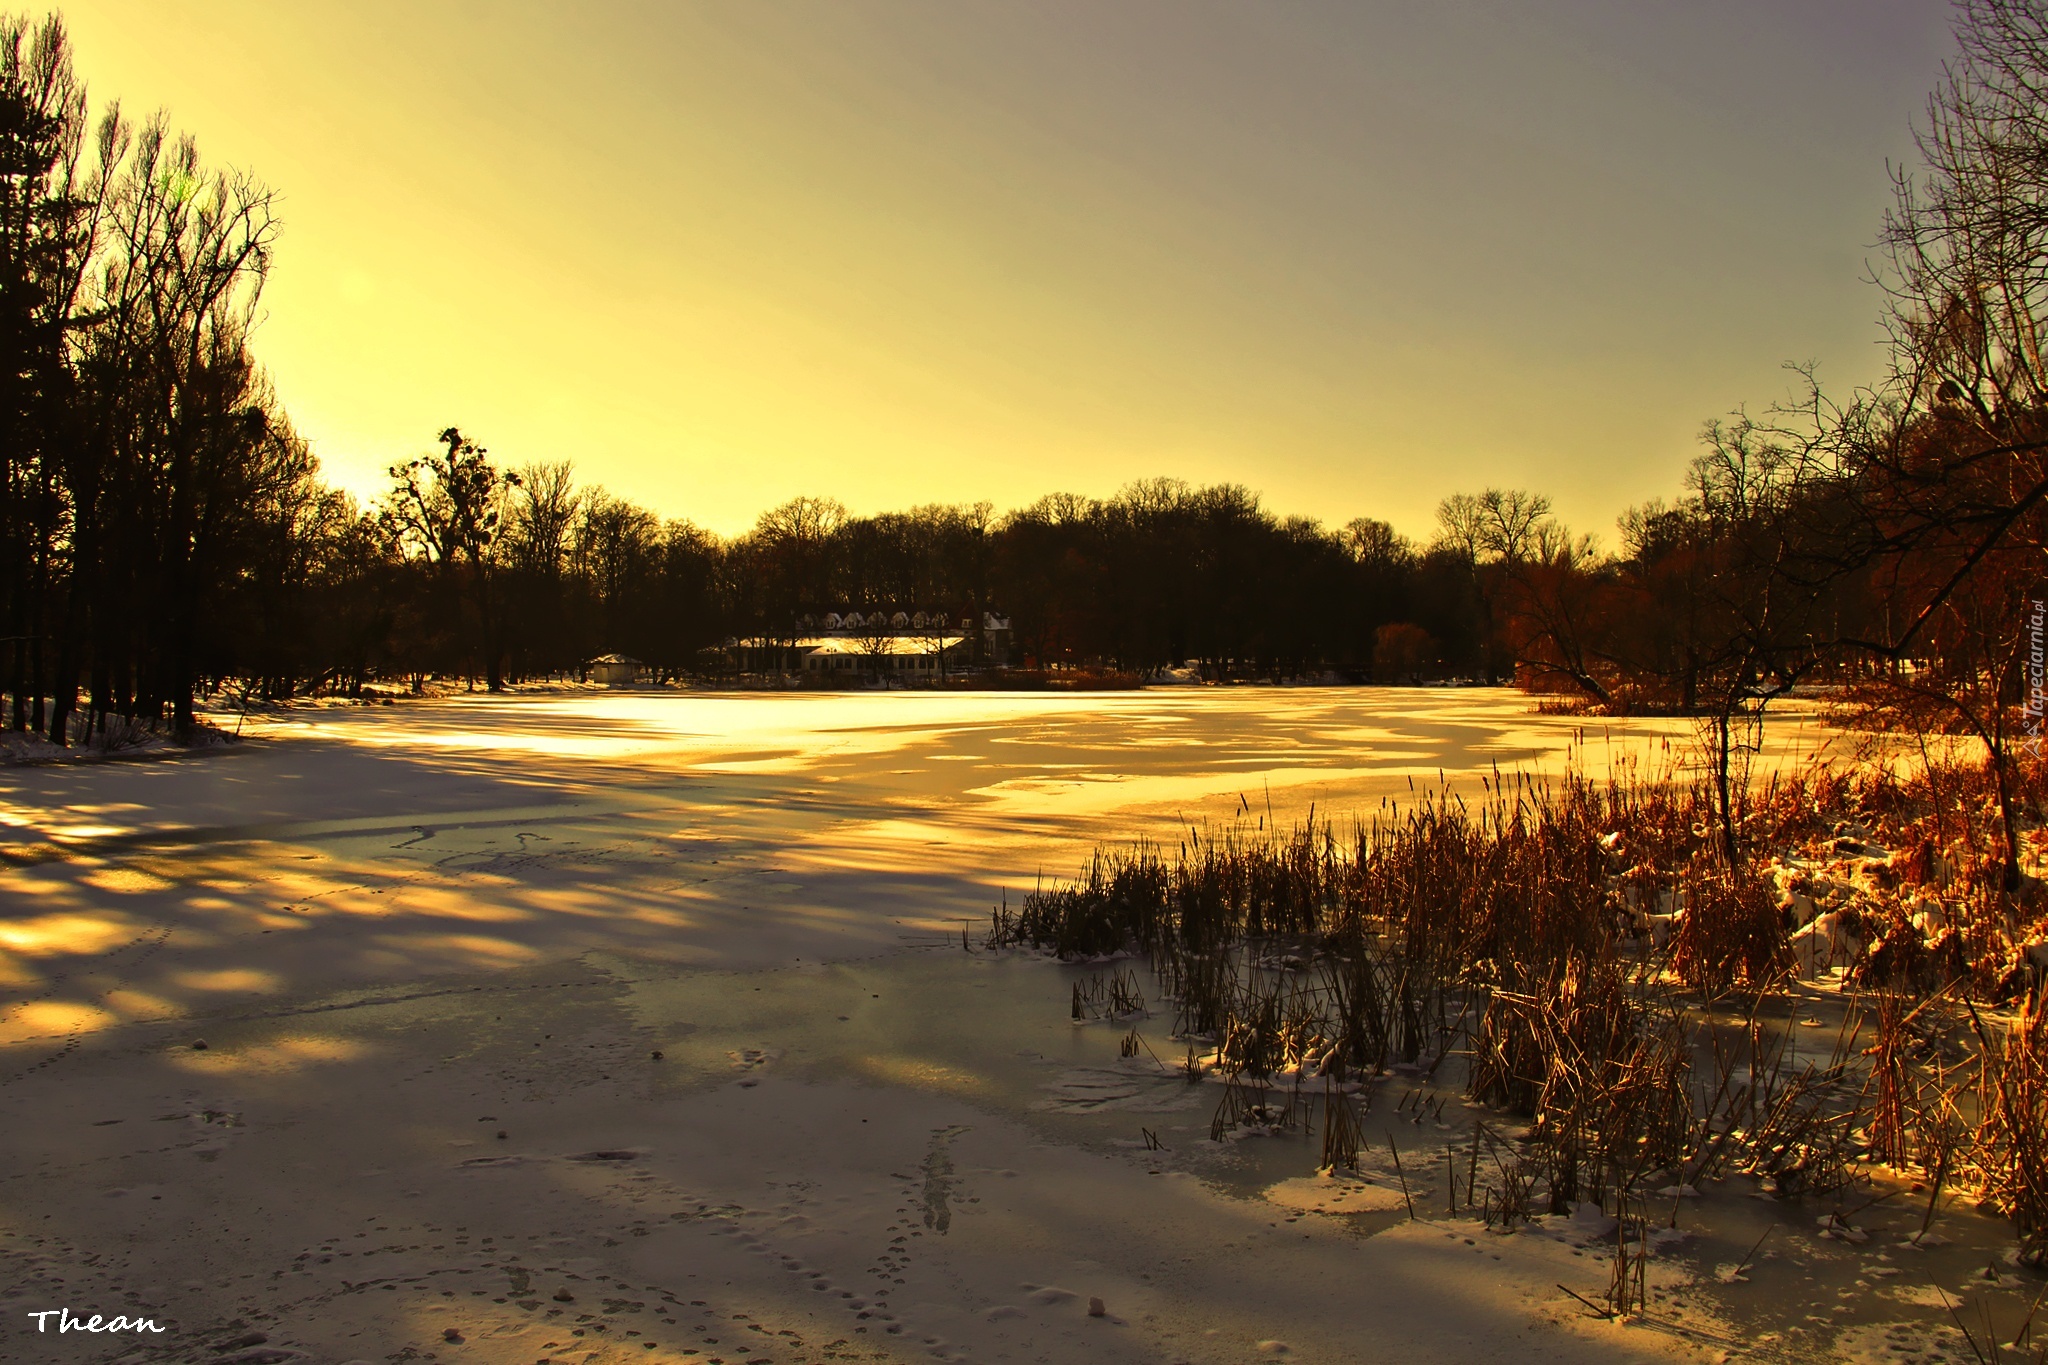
<box><xmin>6</xmin><ymin>3</ymin><xmax>2048</xmax><ymax>802</ymax></box>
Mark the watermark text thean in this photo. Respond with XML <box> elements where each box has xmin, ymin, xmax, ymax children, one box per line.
<box><xmin>26</xmin><ymin>1308</ymin><xmax>165</xmax><ymax>1334</ymax></box>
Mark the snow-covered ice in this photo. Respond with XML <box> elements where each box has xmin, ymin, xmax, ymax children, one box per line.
<box><xmin>1</xmin><ymin>687</ymin><xmax>2002</xmax><ymax>1364</ymax></box>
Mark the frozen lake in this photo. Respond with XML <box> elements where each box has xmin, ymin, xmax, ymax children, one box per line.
<box><xmin>0</xmin><ymin>686</ymin><xmax>1829</xmax><ymax>999</ymax></box>
<box><xmin>0</xmin><ymin>687</ymin><xmax>1897</xmax><ymax>1365</ymax></box>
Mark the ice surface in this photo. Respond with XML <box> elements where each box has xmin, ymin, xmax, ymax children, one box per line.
<box><xmin>3</xmin><ymin>688</ymin><xmax>1992</xmax><ymax>1365</ymax></box>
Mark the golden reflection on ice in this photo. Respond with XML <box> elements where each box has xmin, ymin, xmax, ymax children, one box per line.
<box><xmin>848</xmin><ymin>1054</ymin><xmax>990</xmax><ymax>1097</ymax></box>
<box><xmin>0</xmin><ymin>999</ymin><xmax>116</xmax><ymax>1046</ymax></box>
<box><xmin>167</xmin><ymin>1033</ymin><xmax>369</xmax><ymax>1074</ymax></box>
<box><xmin>0</xmin><ymin>911</ymin><xmax>140</xmax><ymax>956</ymax></box>
<box><xmin>367</xmin><ymin>932</ymin><xmax>546</xmax><ymax>970</ymax></box>
<box><xmin>77</xmin><ymin>866</ymin><xmax>176</xmax><ymax>893</ymax></box>
<box><xmin>101</xmin><ymin>987</ymin><xmax>180</xmax><ymax>1019</ymax></box>
<box><xmin>170</xmin><ymin>968</ymin><xmax>284</xmax><ymax>994</ymax></box>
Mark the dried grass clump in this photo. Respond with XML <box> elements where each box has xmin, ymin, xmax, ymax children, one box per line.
<box><xmin>992</xmin><ymin>745</ymin><xmax>2048</xmax><ymax>1260</ymax></box>
<box><xmin>1669</xmin><ymin>866</ymin><xmax>1787</xmax><ymax>991</ymax></box>
<box><xmin>1320</xmin><ymin>1078</ymin><xmax>1364</xmax><ymax>1172</ymax></box>
<box><xmin>1970</xmin><ymin>998</ymin><xmax>2048</xmax><ymax>1267</ymax></box>
<box><xmin>1470</xmin><ymin>953</ymin><xmax>1695</xmax><ymax>1214</ymax></box>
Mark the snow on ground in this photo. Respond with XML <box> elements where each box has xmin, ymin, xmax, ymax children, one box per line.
<box><xmin>0</xmin><ymin>688</ymin><xmax>1865</xmax><ymax>1363</ymax></box>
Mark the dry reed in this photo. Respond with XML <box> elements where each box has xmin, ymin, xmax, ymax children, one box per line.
<box><xmin>990</xmin><ymin>748</ymin><xmax>2048</xmax><ymax>1260</ymax></box>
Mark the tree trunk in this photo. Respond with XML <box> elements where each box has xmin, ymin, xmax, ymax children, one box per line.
<box><xmin>1714</xmin><ymin>706</ymin><xmax>1741</xmax><ymax>869</ymax></box>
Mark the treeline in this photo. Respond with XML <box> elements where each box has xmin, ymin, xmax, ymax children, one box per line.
<box><xmin>216</xmin><ymin>458</ymin><xmax>1507</xmax><ymax>694</ymax></box>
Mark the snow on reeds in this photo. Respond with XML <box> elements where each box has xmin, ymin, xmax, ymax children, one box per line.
<box><xmin>989</xmin><ymin>753</ymin><xmax>2048</xmax><ymax>1270</ymax></box>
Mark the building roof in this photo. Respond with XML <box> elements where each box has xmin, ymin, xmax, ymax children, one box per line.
<box><xmin>588</xmin><ymin>653</ymin><xmax>643</xmax><ymax>665</ymax></box>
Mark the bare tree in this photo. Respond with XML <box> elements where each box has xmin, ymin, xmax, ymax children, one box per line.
<box><xmin>507</xmin><ymin>460</ymin><xmax>579</xmax><ymax>581</ymax></box>
<box><xmin>749</xmin><ymin>495</ymin><xmax>846</xmax><ymax>669</ymax></box>
<box><xmin>1341</xmin><ymin>516</ymin><xmax>1411</xmax><ymax>566</ymax></box>
<box><xmin>1819</xmin><ymin>0</ymin><xmax>2048</xmax><ymax>885</ymax></box>
<box><xmin>1432</xmin><ymin>487</ymin><xmax>1555</xmax><ymax>681</ymax></box>
<box><xmin>383</xmin><ymin>428</ymin><xmax>517</xmax><ymax>690</ymax></box>
<box><xmin>1478</xmin><ymin>488</ymin><xmax>1553</xmax><ymax>564</ymax></box>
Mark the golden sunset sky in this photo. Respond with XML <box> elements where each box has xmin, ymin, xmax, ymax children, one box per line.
<box><xmin>62</xmin><ymin>1</ymin><xmax>1951</xmax><ymax>540</ymax></box>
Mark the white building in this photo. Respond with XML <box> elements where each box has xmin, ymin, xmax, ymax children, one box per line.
<box><xmin>588</xmin><ymin>653</ymin><xmax>645</xmax><ymax>686</ymax></box>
